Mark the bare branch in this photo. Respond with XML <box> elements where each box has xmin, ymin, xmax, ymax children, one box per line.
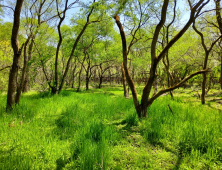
<box><xmin>0</xmin><ymin>5</ymin><xmax>14</xmax><ymax>12</ymax></box>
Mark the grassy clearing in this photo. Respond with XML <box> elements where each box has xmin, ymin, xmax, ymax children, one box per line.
<box><xmin>0</xmin><ymin>87</ymin><xmax>222</xmax><ymax>169</ymax></box>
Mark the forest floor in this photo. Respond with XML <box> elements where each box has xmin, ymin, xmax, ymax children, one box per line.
<box><xmin>0</xmin><ymin>86</ymin><xmax>222</xmax><ymax>170</ymax></box>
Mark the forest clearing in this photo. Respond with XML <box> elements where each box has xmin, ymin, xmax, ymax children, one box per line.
<box><xmin>0</xmin><ymin>87</ymin><xmax>222</xmax><ymax>169</ymax></box>
<box><xmin>1</xmin><ymin>0</ymin><xmax>222</xmax><ymax>169</ymax></box>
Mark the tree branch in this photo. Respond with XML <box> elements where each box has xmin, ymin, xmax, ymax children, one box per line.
<box><xmin>149</xmin><ymin>69</ymin><xmax>209</xmax><ymax>104</ymax></box>
<box><xmin>0</xmin><ymin>65</ymin><xmax>11</xmax><ymax>72</ymax></box>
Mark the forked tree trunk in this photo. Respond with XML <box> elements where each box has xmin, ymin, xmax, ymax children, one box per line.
<box><xmin>114</xmin><ymin>0</ymin><xmax>208</xmax><ymax>118</ymax></box>
<box><xmin>7</xmin><ymin>0</ymin><xmax>25</xmax><ymax>110</ymax></box>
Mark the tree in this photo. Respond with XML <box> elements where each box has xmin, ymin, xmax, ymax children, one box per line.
<box><xmin>6</xmin><ymin>0</ymin><xmax>25</xmax><ymax>110</ymax></box>
<box><xmin>193</xmin><ymin>19</ymin><xmax>222</xmax><ymax>104</ymax></box>
<box><xmin>114</xmin><ymin>0</ymin><xmax>210</xmax><ymax>118</ymax></box>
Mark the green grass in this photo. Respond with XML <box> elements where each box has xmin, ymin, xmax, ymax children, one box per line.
<box><xmin>0</xmin><ymin>87</ymin><xmax>222</xmax><ymax>169</ymax></box>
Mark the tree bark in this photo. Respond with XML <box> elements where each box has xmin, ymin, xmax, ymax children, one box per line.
<box><xmin>15</xmin><ymin>35</ymin><xmax>31</xmax><ymax>104</ymax></box>
<box><xmin>77</xmin><ymin>57</ymin><xmax>86</xmax><ymax>92</ymax></box>
<box><xmin>86</xmin><ymin>66</ymin><xmax>90</xmax><ymax>90</ymax></box>
<box><xmin>7</xmin><ymin>0</ymin><xmax>24</xmax><ymax>110</ymax></box>
<box><xmin>98</xmin><ymin>75</ymin><xmax>103</xmax><ymax>88</ymax></box>
<box><xmin>114</xmin><ymin>14</ymin><xmax>141</xmax><ymax>115</ymax></box>
<box><xmin>121</xmin><ymin>63</ymin><xmax>129</xmax><ymax>98</ymax></box>
<box><xmin>22</xmin><ymin>36</ymin><xmax>35</xmax><ymax>92</ymax></box>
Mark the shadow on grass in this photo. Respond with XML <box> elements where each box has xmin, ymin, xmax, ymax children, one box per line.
<box><xmin>56</xmin><ymin>156</ymin><xmax>71</xmax><ymax>170</ymax></box>
<box><xmin>206</xmin><ymin>100</ymin><xmax>222</xmax><ymax>112</ymax></box>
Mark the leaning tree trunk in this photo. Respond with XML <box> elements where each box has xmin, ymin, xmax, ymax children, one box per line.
<box><xmin>7</xmin><ymin>0</ymin><xmax>25</xmax><ymax>110</ymax></box>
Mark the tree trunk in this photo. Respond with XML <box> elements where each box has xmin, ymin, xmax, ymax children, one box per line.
<box><xmin>114</xmin><ymin>0</ymin><xmax>207</xmax><ymax>118</ymax></box>
<box><xmin>7</xmin><ymin>0</ymin><xmax>25</xmax><ymax>110</ymax></box>
<box><xmin>77</xmin><ymin>62</ymin><xmax>84</xmax><ymax>92</ymax></box>
<box><xmin>15</xmin><ymin>35</ymin><xmax>31</xmax><ymax>104</ymax></box>
<box><xmin>85</xmin><ymin>57</ymin><xmax>90</xmax><ymax>90</ymax></box>
<box><xmin>86</xmin><ymin>76</ymin><xmax>89</xmax><ymax>90</ymax></box>
<box><xmin>98</xmin><ymin>76</ymin><xmax>103</xmax><ymax>88</ymax></box>
<box><xmin>121</xmin><ymin>63</ymin><xmax>129</xmax><ymax>98</ymax></box>
<box><xmin>71</xmin><ymin>63</ymin><xmax>77</xmax><ymax>88</ymax></box>
<box><xmin>59</xmin><ymin>4</ymin><xmax>95</xmax><ymax>92</ymax></box>
<box><xmin>201</xmin><ymin>73</ymin><xmax>207</xmax><ymax>104</ymax></box>
<box><xmin>22</xmin><ymin>74</ymin><xmax>29</xmax><ymax>92</ymax></box>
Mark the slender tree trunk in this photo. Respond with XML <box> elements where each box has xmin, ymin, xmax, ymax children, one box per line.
<box><xmin>85</xmin><ymin>55</ymin><xmax>91</xmax><ymax>90</ymax></box>
<box><xmin>7</xmin><ymin>0</ymin><xmax>25</xmax><ymax>110</ymax></box>
<box><xmin>22</xmin><ymin>38</ymin><xmax>33</xmax><ymax>93</ymax></box>
<box><xmin>121</xmin><ymin>63</ymin><xmax>129</xmax><ymax>98</ymax></box>
<box><xmin>193</xmin><ymin>22</ymin><xmax>222</xmax><ymax>104</ymax></box>
<box><xmin>86</xmin><ymin>71</ymin><xmax>90</xmax><ymax>90</ymax></box>
<box><xmin>22</xmin><ymin>73</ymin><xmax>29</xmax><ymax>92</ymax></box>
<box><xmin>98</xmin><ymin>75</ymin><xmax>103</xmax><ymax>88</ymax></box>
<box><xmin>77</xmin><ymin>58</ymin><xmax>85</xmax><ymax>92</ymax></box>
<box><xmin>15</xmin><ymin>35</ymin><xmax>31</xmax><ymax>104</ymax></box>
<box><xmin>201</xmin><ymin>73</ymin><xmax>207</xmax><ymax>104</ymax></box>
<box><xmin>77</xmin><ymin>67</ymin><xmax>83</xmax><ymax>92</ymax></box>
<box><xmin>59</xmin><ymin>3</ymin><xmax>95</xmax><ymax>92</ymax></box>
<box><xmin>71</xmin><ymin>62</ymin><xmax>77</xmax><ymax>88</ymax></box>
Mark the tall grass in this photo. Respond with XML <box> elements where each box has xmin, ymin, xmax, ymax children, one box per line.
<box><xmin>0</xmin><ymin>88</ymin><xmax>222</xmax><ymax>169</ymax></box>
<box><xmin>143</xmin><ymin>95</ymin><xmax>222</xmax><ymax>168</ymax></box>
